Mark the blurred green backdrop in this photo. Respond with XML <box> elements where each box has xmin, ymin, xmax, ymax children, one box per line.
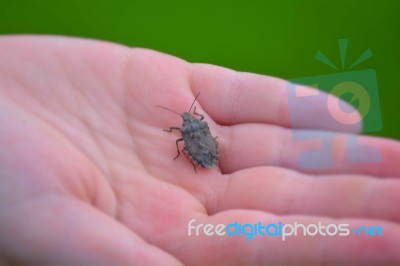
<box><xmin>1</xmin><ymin>0</ymin><xmax>399</xmax><ymax>139</ymax></box>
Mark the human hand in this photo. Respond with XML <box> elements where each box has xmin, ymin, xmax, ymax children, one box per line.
<box><xmin>0</xmin><ymin>36</ymin><xmax>399</xmax><ymax>265</ymax></box>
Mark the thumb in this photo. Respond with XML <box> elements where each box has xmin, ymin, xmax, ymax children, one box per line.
<box><xmin>0</xmin><ymin>197</ymin><xmax>182</xmax><ymax>265</ymax></box>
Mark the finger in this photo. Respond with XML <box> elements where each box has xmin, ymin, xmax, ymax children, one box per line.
<box><xmin>191</xmin><ymin>63</ymin><xmax>362</xmax><ymax>133</ymax></box>
<box><xmin>206</xmin><ymin>167</ymin><xmax>400</xmax><ymax>223</ymax></box>
<box><xmin>0</xmin><ymin>197</ymin><xmax>182</xmax><ymax>265</ymax></box>
<box><xmin>217</xmin><ymin>123</ymin><xmax>400</xmax><ymax>176</ymax></box>
<box><xmin>181</xmin><ymin>210</ymin><xmax>400</xmax><ymax>265</ymax></box>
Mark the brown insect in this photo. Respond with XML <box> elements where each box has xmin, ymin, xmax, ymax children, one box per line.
<box><xmin>157</xmin><ymin>92</ymin><xmax>219</xmax><ymax>172</ymax></box>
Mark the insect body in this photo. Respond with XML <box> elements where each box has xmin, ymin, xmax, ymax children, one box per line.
<box><xmin>157</xmin><ymin>93</ymin><xmax>219</xmax><ymax>171</ymax></box>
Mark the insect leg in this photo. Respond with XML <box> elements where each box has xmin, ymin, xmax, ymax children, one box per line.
<box><xmin>173</xmin><ymin>138</ymin><xmax>184</xmax><ymax>160</ymax></box>
<box><xmin>163</xmin><ymin>127</ymin><xmax>181</xmax><ymax>133</ymax></box>
<box><xmin>182</xmin><ymin>147</ymin><xmax>197</xmax><ymax>173</ymax></box>
<box><xmin>191</xmin><ymin>162</ymin><xmax>197</xmax><ymax>173</ymax></box>
<box><xmin>193</xmin><ymin>106</ymin><xmax>204</xmax><ymax>120</ymax></box>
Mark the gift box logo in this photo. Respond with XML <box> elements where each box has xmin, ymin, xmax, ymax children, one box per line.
<box><xmin>290</xmin><ymin>39</ymin><xmax>382</xmax><ymax>133</ymax></box>
<box><xmin>287</xmin><ymin>39</ymin><xmax>381</xmax><ymax>168</ymax></box>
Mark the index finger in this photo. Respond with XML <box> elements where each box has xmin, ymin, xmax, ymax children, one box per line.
<box><xmin>191</xmin><ymin>63</ymin><xmax>362</xmax><ymax>134</ymax></box>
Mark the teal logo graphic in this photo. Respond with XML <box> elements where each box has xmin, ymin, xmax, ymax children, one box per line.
<box><xmin>287</xmin><ymin>39</ymin><xmax>382</xmax><ymax>168</ymax></box>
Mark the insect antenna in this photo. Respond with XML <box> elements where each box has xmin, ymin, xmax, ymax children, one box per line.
<box><xmin>156</xmin><ymin>105</ymin><xmax>183</xmax><ymax>118</ymax></box>
<box><xmin>188</xmin><ymin>92</ymin><xmax>201</xmax><ymax>113</ymax></box>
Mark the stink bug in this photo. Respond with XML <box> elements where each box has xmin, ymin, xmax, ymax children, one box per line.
<box><xmin>157</xmin><ymin>92</ymin><xmax>219</xmax><ymax>172</ymax></box>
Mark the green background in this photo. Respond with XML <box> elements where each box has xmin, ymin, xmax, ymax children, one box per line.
<box><xmin>1</xmin><ymin>0</ymin><xmax>399</xmax><ymax>139</ymax></box>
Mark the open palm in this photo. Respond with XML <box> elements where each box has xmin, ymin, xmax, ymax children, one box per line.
<box><xmin>0</xmin><ymin>36</ymin><xmax>399</xmax><ymax>265</ymax></box>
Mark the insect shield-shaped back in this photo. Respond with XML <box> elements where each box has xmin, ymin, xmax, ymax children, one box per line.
<box><xmin>156</xmin><ymin>93</ymin><xmax>219</xmax><ymax>172</ymax></box>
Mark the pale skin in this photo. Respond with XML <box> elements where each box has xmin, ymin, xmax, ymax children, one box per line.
<box><xmin>0</xmin><ymin>36</ymin><xmax>399</xmax><ymax>265</ymax></box>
